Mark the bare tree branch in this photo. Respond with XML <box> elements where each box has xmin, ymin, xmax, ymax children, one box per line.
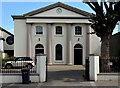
<box><xmin>109</xmin><ymin>2</ymin><xmax>113</xmax><ymax>12</ymax></box>
<box><xmin>104</xmin><ymin>2</ymin><xmax>108</xmax><ymax>11</ymax></box>
<box><xmin>86</xmin><ymin>2</ymin><xmax>96</xmax><ymax>11</ymax></box>
<box><xmin>100</xmin><ymin>1</ymin><xmax>103</xmax><ymax>9</ymax></box>
<box><xmin>91</xmin><ymin>2</ymin><xmax>100</xmax><ymax>9</ymax></box>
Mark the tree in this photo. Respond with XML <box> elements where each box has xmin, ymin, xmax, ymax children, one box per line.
<box><xmin>84</xmin><ymin>0</ymin><xmax>120</xmax><ymax>59</ymax></box>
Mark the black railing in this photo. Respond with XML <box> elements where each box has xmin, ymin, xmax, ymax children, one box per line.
<box><xmin>100</xmin><ymin>57</ymin><xmax>120</xmax><ymax>73</ymax></box>
<box><xmin>0</xmin><ymin>59</ymin><xmax>36</xmax><ymax>73</ymax></box>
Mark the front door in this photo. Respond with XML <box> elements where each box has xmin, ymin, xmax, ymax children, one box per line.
<box><xmin>74</xmin><ymin>44</ymin><xmax>82</xmax><ymax>65</ymax></box>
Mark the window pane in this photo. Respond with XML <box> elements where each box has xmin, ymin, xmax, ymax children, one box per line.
<box><xmin>35</xmin><ymin>49</ymin><xmax>44</xmax><ymax>54</ymax></box>
<box><xmin>75</xmin><ymin>26</ymin><xmax>82</xmax><ymax>35</ymax></box>
<box><xmin>36</xmin><ymin>26</ymin><xmax>43</xmax><ymax>34</ymax></box>
<box><xmin>56</xmin><ymin>26</ymin><xmax>62</xmax><ymax>34</ymax></box>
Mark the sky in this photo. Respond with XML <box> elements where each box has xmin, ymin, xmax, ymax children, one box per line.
<box><xmin>0</xmin><ymin>1</ymin><xmax>119</xmax><ymax>35</ymax></box>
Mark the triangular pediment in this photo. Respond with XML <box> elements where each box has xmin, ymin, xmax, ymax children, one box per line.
<box><xmin>31</xmin><ymin>7</ymin><xmax>86</xmax><ymax>17</ymax></box>
<box><xmin>23</xmin><ymin>2</ymin><xmax>92</xmax><ymax>18</ymax></box>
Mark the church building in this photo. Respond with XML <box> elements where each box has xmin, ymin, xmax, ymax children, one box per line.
<box><xmin>12</xmin><ymin>2</ymin><xmax>101</xmax><ymax>65</ymax></box>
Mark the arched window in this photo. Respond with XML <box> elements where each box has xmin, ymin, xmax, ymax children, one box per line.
<box><xmin>35</xmin><ymin>44</ymin><xmax>44</xmax><ymax>55</ymax></box>
<box><xmin>74</xmin><ymin>44</ymin><xmax>82</xmax><ymax>49</ymax></box>
<box><xmin>56</xmin><ymin>26</ymin><xmax>62</xmax><ymax>34</ymax></box>
<box><xmin>75</xmin><ymin>26</ymin><xmax>82</xmax><ymax>35</ymax></box>
<box><xmin>36</xmin><ymin>26</ymin><xmax>43</xmax><ymax>34</ymax></box>
<box><xmin>56</xmin><ymin>44</ymin><xmax>62</xmax><ymax>60</ymax></box>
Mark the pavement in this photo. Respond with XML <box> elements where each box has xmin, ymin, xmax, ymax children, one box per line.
<box><xmin>1</xmin><ymin>65</ymin><xmax>120</xmax><ymax>88</ymax></box>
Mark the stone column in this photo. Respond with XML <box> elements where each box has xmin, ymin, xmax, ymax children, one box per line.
<box><xmin>86</xmin><ymin>24</ymin><xmax>90</xmax><ymax>58</ymax></box>
<box><xmin>46</xmin><ymin>23</ymin><xmax>52</xmax><ymax>65</ymax></box>
<box><xmin>26</xmin><ymin>23</ymin><xmax>32</xmax><ymax>58</ymax></box>
<box><xmin>67</xmin><ymin>24</ymin><xmax>72</xmax><ymax>65</ymax></box>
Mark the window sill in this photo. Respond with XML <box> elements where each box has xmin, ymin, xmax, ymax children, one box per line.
<box><xmin>54</xmin><ymin>35</ymin><xmax>64</xmax><ymax>37</ymax></box>
<box><xmin>74</xmin><ymin>35</ymin><xmax>83</xmax><ymax>37</ymax></box>
<box><xmin>55</xmin><ymin>60</ymin><xmax>64</xmax><ymax>63</ymax></box>
<box><xmin>35</xmin><ymin>34</ymin><xmax>44</xmax><ymax>37</ymax></box>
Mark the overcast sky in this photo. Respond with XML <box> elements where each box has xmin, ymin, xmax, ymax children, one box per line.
<box><xmin>0</xmin><ymin>1</ymin><xmax>119</xmax><ymax>34</ymax></box>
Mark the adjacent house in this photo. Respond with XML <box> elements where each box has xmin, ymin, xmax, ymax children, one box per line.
<box><xmin>12</xmin><ymin>2</ymin><xmax>101</xmax><ymax>65</ymax></box>
<box><xmin>110</xmin><ymin>32</ymin><xmax>120</xmax><ymax>57</ymax></box>
<box><xmin>0</xmin><ymin>27</ymin><xmax>14</xmax><ymax>58</ymax></box>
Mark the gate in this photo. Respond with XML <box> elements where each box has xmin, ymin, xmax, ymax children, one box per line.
<box><xmin>85</xmin><ymin>58</ymin><xmax>89</xmax><ymax>81</ymax></box>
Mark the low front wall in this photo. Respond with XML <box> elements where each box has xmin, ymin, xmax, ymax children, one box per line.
<box><xmin>0</xmin><ymin>73</ymin><xmax>39</xmax><ymax>83</ymax></box>
<box><xmin>97</xmin><ymin>73</ymin><xmax>119</xmax><ymax>81</ymax></box>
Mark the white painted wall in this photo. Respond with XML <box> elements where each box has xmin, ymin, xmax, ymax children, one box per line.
<box><xmin>52</xmin><ymin>24</ymin><xmax>67</xmax><ymax>64</ymax></box>
<box><xmin>0</xmin><ymin>29</ymin><xmax>14</xmax><ymax>52</ymax></box>
<box><xmin>14</xmin><ymin>19</ymin><xmax>27</xmax><ymax>57</ymax></box>
<box><xmin>3</xmin><ymin>32</ymin><xmax>14</xmax><ymax>50</ymax></box>
<box><xmin>0</xmin><ymin>29</ymin><xmax>1</xmax><ymax>37</ymax></box>
<box><xmin>89</xmin><ymin>27</ymin><xmax>101</xmax><ymax>56</ymax></box>
<box><xmin>14</xmin><ymin>22</ymin><xmax>101</xmax><ymax>65</ymax></box>
<box><xmin>14</xmin><ymin>6</ymin><xmax>101</xmax><ymax>64</ymax></box>
<box><xmin>71</xmin><ymin>24</ymin><xmax>87</xmax><ymax>65</ymax></box>
<box><xmin>0</xmin><ymin>40</ymin><xmax>3</xmax><ymax>52</ymax></box>
<box><xmin>89</xmin><ymin>55</ymin><xmax>99</xmax><ymax>81</ymax></box>
<box><xmin>97</xmin><ymin>73</ymin><xmax>119</xmax><ymax>81</ymax></box>
<box><xmin>37</xmin><ymin>55</ymin><xmax>46</xmax><ymax>82</ymax></box>
<box><xmin>31</xmin><ymin>23</ymin><xmax>47</xmax><ymax>59</ymax></box>
<box><xmin>0</xmin><ymin>74</ymin><xmax>39</xmax><ymax>83</ymax></box>
<box><xmin>0</xmin><ymin>29</ymin><xmax>4</xmax><ymax>52</ymax></box>
<box><xmin>26</xmin><ymin>19</ymin><xmax>90</xmax><ymax>24</ymax></box>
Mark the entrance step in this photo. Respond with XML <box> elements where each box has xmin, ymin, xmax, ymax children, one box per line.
<box><xmin>47</xmin><ymin>65</ymin><xmax>85</xmax><ymax>71</ymax></box>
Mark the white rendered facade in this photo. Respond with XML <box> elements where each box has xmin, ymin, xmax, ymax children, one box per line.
<box><xmin>13</xmin><ymin>2</ymin><xmax>101</xmax><ymax>65</ymax></box>
<box><xmin>0</xmin><ymin>27</ymin><xmax>14</xmax><ymax>58</ymax></box>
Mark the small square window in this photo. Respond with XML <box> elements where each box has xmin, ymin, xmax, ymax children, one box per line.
<box><xmin>36</xmin><ymin>26</ymin><xmax>43</xmax><ymax>34</ymax></box>
<box><xmin>56</xmin><ymin>26</ymin><xmax>62</xmax><ymax>34</ymax></box>
<box><xmin>75</xmin><ymin>26</ymin><xmax>82</xmax><ymax>35</ymax></box>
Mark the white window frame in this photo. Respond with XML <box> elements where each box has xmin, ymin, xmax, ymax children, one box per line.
<box><xmin>56</xmin><ymin>26</ymin><xmax>62</xmax><ymax>35</ymax></box>
<box><xmin>36</xmin><ymin>26</ymin><xmax>43</xmax><ymax>35</ymax></box>
<box><xmin>75</xmin><ymin>26</ymin><xmax>82</xmax><ymax>36</ymax></box>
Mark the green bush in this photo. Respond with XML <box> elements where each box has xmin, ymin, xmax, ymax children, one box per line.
<box><xmin>2</xmin><ymin>56</ymin><xmax>15</xmax><ymax>67</ymax></box>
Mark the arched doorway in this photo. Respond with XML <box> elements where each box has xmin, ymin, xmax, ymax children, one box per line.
<box><xmin>35</xmin><ymin>44</ymin><xmax>44</xmax><ymax>64</ymax></box>
<box><xmin>55</xmin><ymin>44</ymin><xmax>62</xmax><ymax>61</ymax></box>
<box><xmin>35</xmin><ymin>44</ymin><xmax>44</xmax><ymax>55</ymax></box>
<box><xmin>74</xmin><ymin>44</ymin><xmax>82</xmax><ymax>65</ymax></box>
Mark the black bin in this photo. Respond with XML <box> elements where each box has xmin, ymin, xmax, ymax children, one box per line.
<box><xmin>21</xmin><ymin>68</ymin><xmax>30</xmax><ymax>84</ymax></box>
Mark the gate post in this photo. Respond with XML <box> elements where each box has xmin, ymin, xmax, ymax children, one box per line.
<box><xmin>36</xmin><ymin>54</ymin><xmax>46</xmax><ymax>83</ymax></box>
<box><xmin>89</xmin><ymin>55</ymin><xmax>99</xmax><ymax>81</ymax></box>
<box><xmin>85</xmin><ymin>58</ymin><xmax>89</xmax><ymax>80</ymax></box>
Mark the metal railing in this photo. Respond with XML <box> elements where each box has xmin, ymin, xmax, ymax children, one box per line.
<box><xmin>99</xmin><ymin>57</ymin><xmax>120</xmax><ymax>73</ymax></box>
<box><xmin>0</xmin><ymin>59</ymin><xmax>36</xmax><ymax>73</ymax></box>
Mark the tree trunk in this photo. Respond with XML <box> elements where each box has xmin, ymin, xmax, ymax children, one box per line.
<box><xmin>101</xmin><ymin>36</ymin><xmax>110</xmax><ymax>59</ymax></box>
<box><xmin>101</xmin><ymin>35</ymin><xmax>111</xmax><ymax>72</ymax></box>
